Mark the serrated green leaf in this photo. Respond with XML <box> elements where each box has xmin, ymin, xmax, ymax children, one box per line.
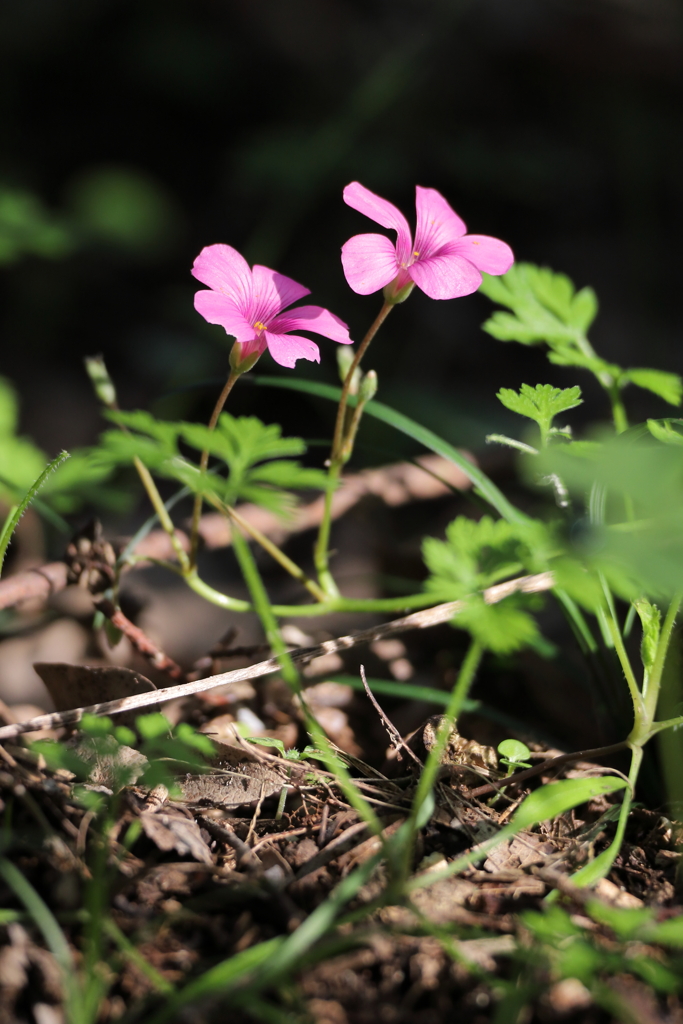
<box><xmin>454</xmin><ymin>596</ymin><xmax>540</xmax><ymax>653</ymax></box>
<box><xmin>546</xmin><ymin>348</ymin><xmax>619</xmax><ymax>378</ymax></box>
<box><xmin>480</xmin><ymin>264</ymin><xmax>597</xmax><ymax>349</ymax></box>
<box><xmin>622</xmin><ymin>368</ymin><xmax>682</xmax><ymax>407</ymax></box>
<box><xmin>567</xmin><ymin>287</ymin><xmax>599</xmax><ymax>332</ymax></box>
<box><xmin>496</xmin><ymin>383</ymin><xmax>582</xmax><ymax>438</ymax></box>
<box><xmin>423</xmin><ymin>515</ymin><xmax>525</xmax><ymax>597</ymax></box>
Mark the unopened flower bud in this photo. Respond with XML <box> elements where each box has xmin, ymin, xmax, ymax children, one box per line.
<box><xmin>229</xmin><ymin>341</ymin><xmax>261</xmax><ymax>375</ymax></box>
<box><xmin>84</xmin><ymin>355</ymin><xmax>117</xmax><ymax>408</ymax></box>
<box><xmin>383</xmin><ymin>278</ymin><xmax>415</xmax><ymax>305</ymax></box>
<box><xmin>359</xmin><ymin>370</ymin><xmax>378</xmax><ymax>402</ymax></box>
<box><xmin>337</xmin><ymin>346</ymin><xmax>361</xmax><ymax>394</ymax></box>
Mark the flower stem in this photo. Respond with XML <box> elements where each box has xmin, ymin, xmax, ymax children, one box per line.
<box><xmin>225</xmin><ymin>504</ymin><xmax>327</xmax><ymax>603</ymax></box>
<box><xmin>315</xmin><ymin>301</ymin><xmax>393</xmax><ymax>595</ymax></box>
<box><xmin>133</xmin><ymin>457</ymin><xmax>190</xmax><ymax>573</ymax></box>
<box><xmin>331</xmin><ymin>301</ymin><xmax>392</xmax><ymax>462</ymax></box>
<box><xmin>313</xmin><ymin>462</ymin><xmax>342</xmax><ymax>597</ymax></box>
<box><xmin>189</xmin><ymin>370</ymin><xmax>240</xmax><ymax>568</ymax></box>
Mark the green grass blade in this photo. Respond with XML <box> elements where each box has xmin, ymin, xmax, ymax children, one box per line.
<box><xmin>0</xmin><ymin>858</ymin><xmax>85</xmax><ymax>1023</ymax></box>
<box><xmin>249</xmin><ymin>376</ymin><xmax>530</xmax><ymax>526</ymax></box>
<box><xmin>144</xmin><ymin>937</ymin><xmax>284</xmax><ymax>1024</ymax></box>
<box><xmin>0</xmin><ymin>451</ymin><xmax>70</xmax><ymax>577</ymax></box>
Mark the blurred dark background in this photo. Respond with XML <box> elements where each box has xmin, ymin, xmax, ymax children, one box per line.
<box><xmin>2</xmin><ymin>0</ymin><xmax>682</xmax><ymax>465</ymax></box>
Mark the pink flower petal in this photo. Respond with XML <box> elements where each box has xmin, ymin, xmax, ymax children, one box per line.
<box><xmin>264</xmin><ymin>331</ymin><xmax>321</xmax><ymax>368</ymax></box>
<box><xmin>194</xmin><ymin>290</ymin><xmax>258</xmax><ymax>341</ymax></box>
<box><xmin>414</xmin><ymin>187</ymin><xmax>467</xmax><ymax>259</ymax></box>
<box><xmin>341</xmin><ymin>233</ymin><xmax>400</xmax><ymax>295</ymax></box>
<box><xmin>409</xmin><ymin>252</ymin><xmax>482</xmax><ymax>300</ymax></box>
<box><xmin>270</xmin><ymin>305</ymin><xmax>352</xmax><ymax>344</ymax></box>
<box><xmin>343</xmin><ymin>182</ymin><xmax>412</xmax><ymax>264</ymax></box>
<box><xmin>192</xmin><ymin>244</ymin><xmax>253</xmax><ymax>310</ymax></box>
<box><xmin>449</xmin><ymin>235</ymin><xmax>514</xmax><ymax>275</ymax></box>
<box><xmin>251</xmin><ymin>265</ymin><xmax>310</xmax><ymax>324</ymax></box>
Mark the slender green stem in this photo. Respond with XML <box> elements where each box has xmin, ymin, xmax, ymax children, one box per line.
<box><xmin>603</xmin><ymin>607</ymin><xmax>643</xmax><ymax>722</ymax></box>
<box><xmin>315</xmin><ymin>302</ymin><xmax>393</xmax><ymax>595</ymax></box>
<box><xmin>574</xmin><ymin>331</ymin><xmax>629</xmax><ymax>434</ymax></box>
<box><xmin>189</xmin><ymin>370</ymin><xmax>240</xmax><ymax>567</ymax></box>
<box><xmin>646</xmin><ymin>714</ymin><xmax>683</xmax><ymax>740</ymax></box>
<box><xmin>133</xmin><ymin>456</ymin><xmax>190</xmax><ymax>573</ymax></box>
<box><xmin>226</xmin><ymin>504</ymin><xmax>327</xmax><ymax>602</ymax></box>
<box><xmin>607</xmin><ymin>384</ymin><xmax>629</xmax><ymax>434</ymax></box>
<box><xmin>572</xmin><ymin>745</ymin><xmax>642</xmax><ymax>886</ymax></box>
<box><xmin>183</xmin><ymin>569</ymin><xmax>445</xmax><ymax>617</ymax></box>
<box><xmin>331</xmin><ymin>302</ymin><xmax>392</xmax><ymax>462</ymax></box>
<box><xmin>0</xmin><ymin>451</ymin><xmax>70</xmax><ymax>577</ymax></box>
<box><xmin>314</xmin><ymin>461</ymin><xmax>342</xmax><ymax>597</ymax></box>
<box><xmin>251</xmin><ymin>376</ymin><xmax>533</xmax><ymax>527</ymax></box>
<box><xmin>184</xmin><ymin>570</ymin><xmax>251</xmax><ymax>612</ymax></box>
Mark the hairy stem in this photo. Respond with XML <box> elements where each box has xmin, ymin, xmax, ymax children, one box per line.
<box><xmin>226</xmin><ymin>504</ymin><xmax>327</xmax><ymax>602</ymax></box>
<box><xmin>331</xmin><ymin>302</ymin><xmax>392</xmax><ymax>462</ymax></box>
<box><xmin>315</xmin><ymin>302</ymin><xmax>393</xmax><ymax>594</ymax></box>
<box><xmin>133</xmin><ymin>457</ymin><xmax>190</xmax><ymax>573</ymax></box>
<box><xmin>189</xmin><ymin>370</ymin><xmax>240</xmax><ymax>567</ymax></box>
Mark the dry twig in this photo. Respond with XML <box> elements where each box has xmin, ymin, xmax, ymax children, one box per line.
<box><xmin>0</xmin><ymin>571</ymin><xmax>554</xmax><ymax>740</ymax></box>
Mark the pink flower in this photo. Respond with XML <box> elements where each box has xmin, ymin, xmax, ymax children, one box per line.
<box><xmin>341</xmin><ymin>182</ymin><xmax>514</xmax><ymax>301</ymax></box>
<box><xmin>192</xmin><ymin>244</ymin><xmax>352</xmax><ymax>369</ymax></box>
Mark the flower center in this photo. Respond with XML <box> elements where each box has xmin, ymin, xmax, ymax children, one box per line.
<box><xmin>254</xmin><ymin>320</ymin><xmax>267</xmax><ymax>331</ymax></box>
<box><xmin>413</xmin><ymin>251</ymin><xmax>420</xmax><ymax>257</ymax></box>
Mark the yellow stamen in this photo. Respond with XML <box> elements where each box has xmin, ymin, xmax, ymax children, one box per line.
<box><xmin>413</xmin><ymin>251</ymin><xmax>420</xmax><ymax>257</ymax></box>
<box><xmin>254</xmin><ymin>320</ymin><xmax>267</xmax><ymax>331</ymax></box>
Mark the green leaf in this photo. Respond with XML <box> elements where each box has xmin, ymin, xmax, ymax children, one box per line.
<box><xmin>622</xmin><ymin>368</ymin><xmax>682</xmax><ymax>407</ymax></box>
<box><xmin>541</xmin><ymin>435</ymin><xmax>683</xmax><ymax>598</ymax></box>
<box><xmin>511</xmin><ymin>776</ymin><xmax>627</xmax><ymax>830</ymax></box>
<box><xmin>648</xmin><ymin>917</ymin><xmax>683</xmax><ymax>948</ymax></box>
<box><xmin>136</xmin><ymin>713</ymin><xmax>170</xmax><ymax>740</ymax></box>
<box><xmin>454</xmin><ymin>596</ymin><xmax>540</xmax><ymax>654</ymax></box>
<box><xmin>647</xmin><ymin>418</ymin><xmax>683</xmax><ymax>445</ymax></box>
<box><xmin>80</xmin><ymin>713</ymin><xmax>113</xmax><ymax>736</ymax></box>
<box><xmin>248</xmin><ymin>737</ymin><xmax>287</xmax><ymax>756</ymax></box>
<box><xmin>585</xmin><ymin>900</ymin><xmax>654</xmax><ymax>940</ymax></box>
<box><xmin>423</xmin><ymin>515</ymin><xmax>525</xmax><ymax>596</ymax></box>
<box><xmin>0</xmin><ymin>451</ymin><xmax>71</xmax><ymax>577</ymax></box>
<box><xmin>498</xmin><ymin>739</ymin><xmax>531</xmax><ymax>763</ymax></box>
<box><xmin>30</xmin><ymin>740</ymin><xmax>90</xmax><ymax>779</ymax></box>
<box><xmin>496</xmin><ymin>383</ymin><xmax>582</xmax><ymax>436</ymax></box>
<box><xmin>479</xmin><ymin>264</ymin><xmax>599</xmax><ymax>348</ymax></box>
<box><xmin>550</xmin><ymin>558</ymin><xmax>605</xmax><ymax>613</ymax></box>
